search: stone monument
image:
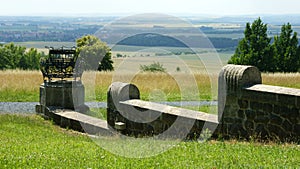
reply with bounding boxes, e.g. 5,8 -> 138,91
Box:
36,46 -> 88,116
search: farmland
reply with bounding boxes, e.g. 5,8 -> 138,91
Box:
0,68 -> 299,102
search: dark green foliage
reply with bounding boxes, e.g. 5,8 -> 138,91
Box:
140,62 -> 166,72
98,51 -> 114,71
0,43 -> 42,70
117,33 -> 239,48
76,35 -> 113,71
273,23 -> 300,72
117,33 -> 188,47
228,18 -> 274,72
19,48 -> 42,70
229,18 -> 300,72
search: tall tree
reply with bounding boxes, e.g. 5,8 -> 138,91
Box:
19,48 -> 41,70
0,43 -> 26,70
273,23 -> 300,72
228,18 -> 274,72
76,35 -> 113,71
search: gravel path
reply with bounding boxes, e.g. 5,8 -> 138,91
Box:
0,101 -> 217,113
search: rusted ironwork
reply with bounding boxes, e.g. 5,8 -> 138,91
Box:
40,46 -> 82,81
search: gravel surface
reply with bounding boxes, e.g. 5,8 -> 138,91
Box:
0,101 -> 217,113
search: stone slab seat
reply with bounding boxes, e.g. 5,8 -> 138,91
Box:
120,99 -> 219,124
53,109 -> 112,136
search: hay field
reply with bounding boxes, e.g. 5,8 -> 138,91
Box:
0,69 -> 299,102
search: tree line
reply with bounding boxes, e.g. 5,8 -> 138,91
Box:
0,43 -> 43,70
0,35 -> 114,71
229,18 -> 300,72
117,33 -> 239,48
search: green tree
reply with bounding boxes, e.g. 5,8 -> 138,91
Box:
273,23 -> 300,72
76,35 -> 113,71
228,18 -> 274,72
0,43 -> 26,70
19,48 -> 42,70
140,62 -> 166,72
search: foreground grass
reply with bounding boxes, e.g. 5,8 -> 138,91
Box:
0,114 -> 299,168
0,70 -> 299,102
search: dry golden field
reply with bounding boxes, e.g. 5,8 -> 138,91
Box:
0,70 -> 299,101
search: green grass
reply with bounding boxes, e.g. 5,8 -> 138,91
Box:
85,108 -> 107,120
0,90 -> 39,102
0,114 -> 299,168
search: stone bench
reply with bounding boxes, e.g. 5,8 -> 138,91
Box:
107,82 -> 219,139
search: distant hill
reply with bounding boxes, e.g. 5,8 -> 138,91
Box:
117,33 -> 239,48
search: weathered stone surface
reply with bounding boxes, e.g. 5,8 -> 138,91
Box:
39,81 -> 85,110
250,101 -> 263,111
218,64 -> 261,94
245,110 -> 256,120
263,103 -> 273,113
238,110 -> 245,119
244,120 -> 254,130
255,114 -> 270,123
242,88 -> 277,104
246,84 -> 300,96
296,97 -> 300,108
238,99 -> 248,109
278,94 -> 297,107
47,109 -> 113,135
269,114 -> 283,126
268,124 -> 288,140
107,82 -> 140,128
255,124 -> 268,137
107,82 -> 219,139
121,99 -> 218,124
282,120 -> 293,132
218,65 -> 300,142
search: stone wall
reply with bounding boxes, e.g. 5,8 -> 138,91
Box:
219,65 -> 300,142
106,65 -> 299,142
107,82 -> 219,139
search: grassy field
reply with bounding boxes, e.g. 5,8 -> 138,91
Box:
0,70 -> 299,102
0,114 -> 299,168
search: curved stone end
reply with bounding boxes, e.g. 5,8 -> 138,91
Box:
107,82 -> 140,109
218,65 -> 261,122
219,64 -> 261,93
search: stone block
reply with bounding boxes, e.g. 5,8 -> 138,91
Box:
238,99 -> 249,109
255,124 -> 268,137
40,81 -> 85,110
263,103 -> 273,113
270,114 -> 283,126
250,101 -> 263,111
238,110 -> 245,119
276,107 -> 299,123
268,124 -> 289,141
278,94 -> 296,107
243,88 -> 277,104
282,120 -> 293,132
255,114 -> 270,124
293,124 -> 300,135
245,110 -> 256,120
273,105 -> 289,118
244,120 -> 254,130
297,96 -> 300,108
229,123 -> 244,136
223,117 -> 242,124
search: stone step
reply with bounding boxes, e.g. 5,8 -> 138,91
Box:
52,109 -> 113,136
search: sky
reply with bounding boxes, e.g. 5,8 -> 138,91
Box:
1,0 -> 300,16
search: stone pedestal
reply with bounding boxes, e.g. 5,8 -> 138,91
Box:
37,80 -> 87,113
